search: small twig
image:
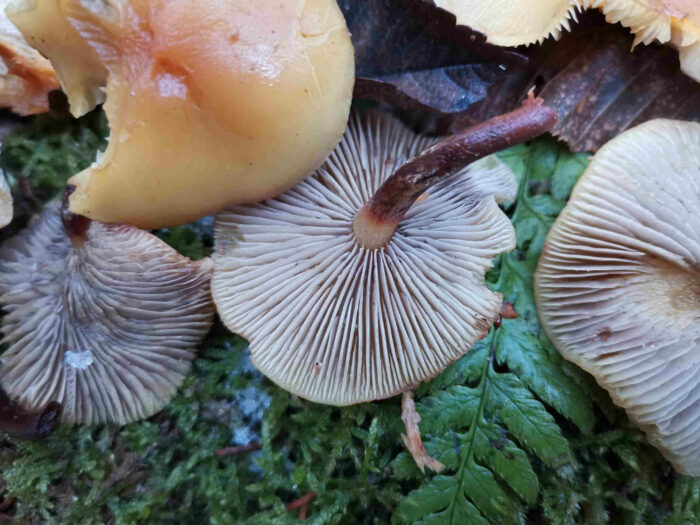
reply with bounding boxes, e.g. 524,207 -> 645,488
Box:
0,497 -> 14,512
215,442 -> 261,457
401,391 -> 446,474
286,491 -> 317,521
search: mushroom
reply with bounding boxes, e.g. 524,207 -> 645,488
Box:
435,0 -> 579,46
8,0 -> 355,229
585,0 -> 700,82
0,198 -> 215,425
534,119 -> 700,475
213,95 -> 557,406
0,0 -> 58,115
433,1 -> 700,82
0,389 -> 61,441
430,0 -> 581,46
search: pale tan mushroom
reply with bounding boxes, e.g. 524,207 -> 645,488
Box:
584,0 -> 700,82
0,0 -> 58,115
213,98 -> 557,406
0,201 -> 215,425
432,0 -> 580,46
434,0 -> 700,82
8,0 -> 355,229
535,119 -> 700,475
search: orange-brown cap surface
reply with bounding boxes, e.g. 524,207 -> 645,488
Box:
9,0 -> 355,229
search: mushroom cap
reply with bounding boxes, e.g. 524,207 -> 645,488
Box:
9,0 -> 355,229
534,119 -> 700,475
213,111 -> 517,406
432,0 -> 580,46
6,0 -> 105,117
0,0 -> 58,115
433,0 -> 700,82
582,0 -> 700,82
0,203 -> 215,425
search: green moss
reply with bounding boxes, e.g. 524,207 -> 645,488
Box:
0,110 -> 108,202
0,116 -> 699,524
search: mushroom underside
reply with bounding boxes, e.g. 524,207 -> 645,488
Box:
0,204 -> 215,425
214,111 -> 518,406
535,119 -> 700,474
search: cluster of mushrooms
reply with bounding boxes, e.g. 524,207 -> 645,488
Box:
0,0 -> 696,478
436,0 -> 700,81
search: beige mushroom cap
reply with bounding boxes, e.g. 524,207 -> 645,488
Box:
213,111 -> 517,406
0,203 -> 215,425
432,0 -> 580,46
583,0 -> 700,82
0,0 -> 58,115
8,0 -> 355,229
535,119 -> 700,475
434,0 -> 700,82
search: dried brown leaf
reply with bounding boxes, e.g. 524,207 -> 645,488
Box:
451,12 -> 700,152
340,0 -> 526,115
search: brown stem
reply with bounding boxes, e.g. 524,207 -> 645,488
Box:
62,185 -> 91,248
353,94 -> 558,249
215,442 -> 261,457
0,392 -> 62,441
286,491 -> 317,513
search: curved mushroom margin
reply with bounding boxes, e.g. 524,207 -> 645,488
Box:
0,203 -> 215,425
213,111 -> 517,406
534,119 -> 700,475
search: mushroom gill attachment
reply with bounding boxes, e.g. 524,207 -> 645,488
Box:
0,0 -> 58,115
0,203 -> 215,425
214,99 -> 557,405
8,0 -> 355,229
535,119 -> 700,475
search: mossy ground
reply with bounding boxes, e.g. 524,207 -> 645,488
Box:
0,109 -> 698,524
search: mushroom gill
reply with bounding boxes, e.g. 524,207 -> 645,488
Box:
213,98 -> 557,406
8,0 -> 355,229
0,202 -> 215,425
535,119 -> 700,475
0,0 -> 58,115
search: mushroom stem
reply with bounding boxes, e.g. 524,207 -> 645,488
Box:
353,94 -> 557,250
0,391 -> 62,441
62,185 -> 91,248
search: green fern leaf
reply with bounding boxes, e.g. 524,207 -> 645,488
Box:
395,138 -> 595,525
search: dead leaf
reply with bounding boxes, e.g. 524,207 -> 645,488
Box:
340,0 -> 526,115
451,12 -> 700,152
